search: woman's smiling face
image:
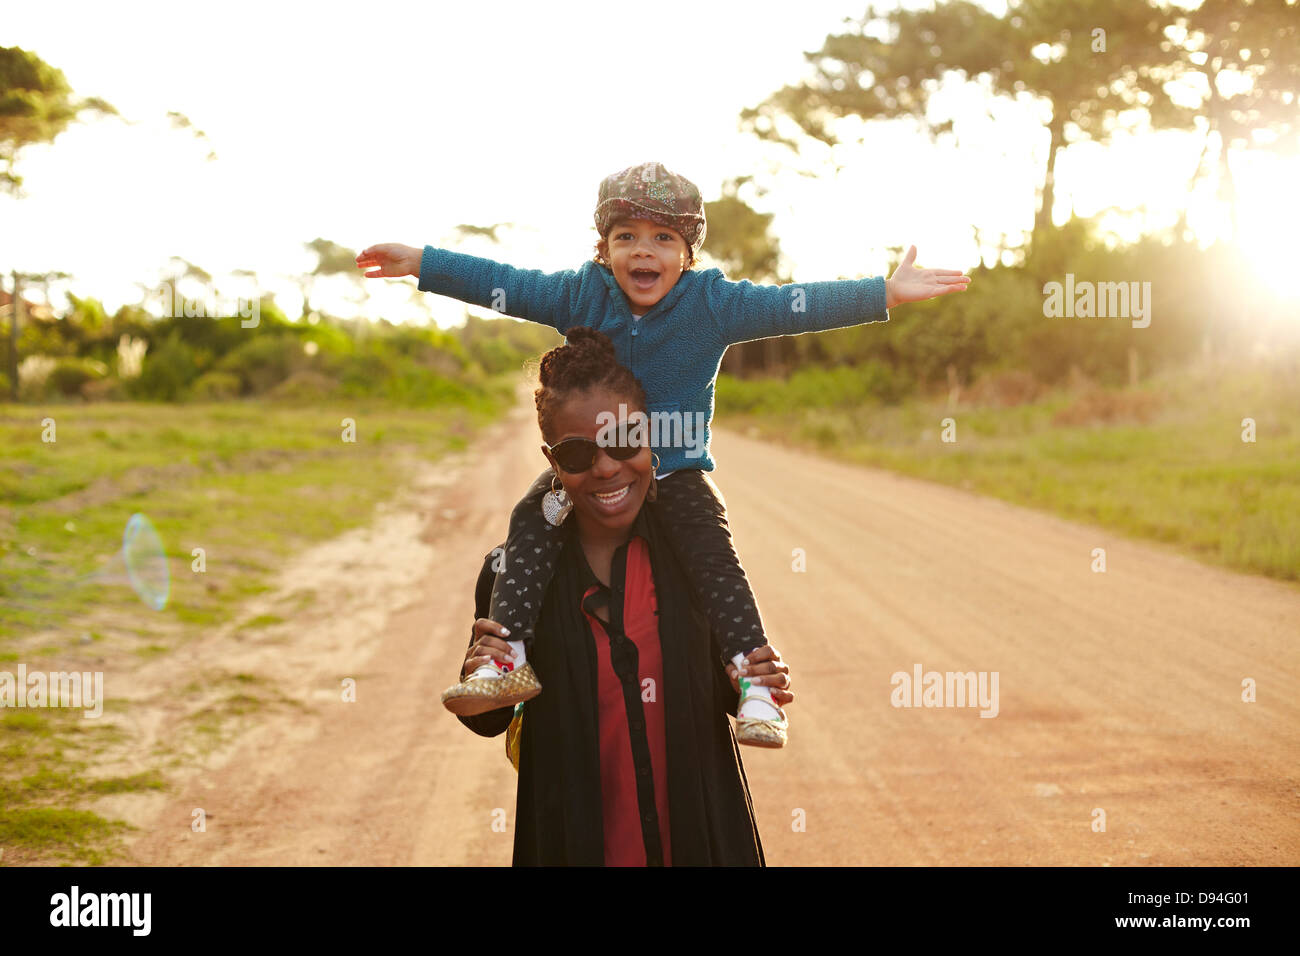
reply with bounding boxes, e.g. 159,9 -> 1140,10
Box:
601,218 -> 689,315
542,386 -> 654,536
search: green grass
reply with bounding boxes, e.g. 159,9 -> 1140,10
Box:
0,389 -> 511,864
0,394 -> 508,642
241,613 -> 284,629
2,711 -> 51,734
0,808 -> 129,866
84,770 -> 167,794
0,709 -> 148,864
716,362 -> 1300,582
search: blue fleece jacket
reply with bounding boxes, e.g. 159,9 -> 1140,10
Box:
419,246 -> 890,474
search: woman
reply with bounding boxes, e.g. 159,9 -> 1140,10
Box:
456,326 -> 794,866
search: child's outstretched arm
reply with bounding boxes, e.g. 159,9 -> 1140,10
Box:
356,242 -> 588,333
705,244 -> 970,347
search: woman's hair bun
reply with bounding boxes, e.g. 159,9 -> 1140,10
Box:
538,325 -> 616,387
564,324 -> 615,357
534,326 -> 647,440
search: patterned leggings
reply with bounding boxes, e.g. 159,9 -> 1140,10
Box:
489,468 -> 768,664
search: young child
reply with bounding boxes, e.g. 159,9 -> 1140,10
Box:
357,161 -> 970,748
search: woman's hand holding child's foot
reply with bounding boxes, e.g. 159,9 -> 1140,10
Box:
459,618 -> 529,680
726,644 -> 793,709
728,645 -> 793,748
442,619 -> 540,717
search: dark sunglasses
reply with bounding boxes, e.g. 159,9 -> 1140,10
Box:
547,434 -> 645,473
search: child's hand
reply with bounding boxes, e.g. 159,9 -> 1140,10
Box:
885,245 -> 971,309
727,644 -> 794,708
356,243 -> 422,279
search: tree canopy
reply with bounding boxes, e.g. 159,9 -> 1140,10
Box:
0,45 -> 117,195
741,0 -> 1297,241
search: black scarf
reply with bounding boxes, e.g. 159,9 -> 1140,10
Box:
466,499 -> 766,867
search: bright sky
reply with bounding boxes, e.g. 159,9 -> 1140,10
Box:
3,0 -> 1297,326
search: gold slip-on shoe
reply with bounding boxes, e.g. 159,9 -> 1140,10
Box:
734,695 -> 788,749
441,663 -> 542,717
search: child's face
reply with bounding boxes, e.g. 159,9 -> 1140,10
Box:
602,219 -> 689,315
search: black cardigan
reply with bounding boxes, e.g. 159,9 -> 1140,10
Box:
457,500 -> 765,866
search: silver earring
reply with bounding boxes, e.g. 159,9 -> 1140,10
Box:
647,452 -> 660,502
542,473 -> 572,526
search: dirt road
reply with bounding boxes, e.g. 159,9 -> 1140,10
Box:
123,389 -> 1300,866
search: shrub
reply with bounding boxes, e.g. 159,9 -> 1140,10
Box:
331,351 -> 397,395
1051,386 -> 1165,426
716,362 -> 911,417
128,332 -> 201,401
466,337 -> 526,375
855,360 -> 912,405
966,370 -> 1042,408
214,335 -> 306,394
17,354 -> 58,392
780,362 -> 911,408
189,371 -> 244,401
47,358 -> 107,397
267,370 -> 340,402
80,377 -> 127,401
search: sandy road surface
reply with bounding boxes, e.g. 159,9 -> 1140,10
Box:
125,389 -> 1300,865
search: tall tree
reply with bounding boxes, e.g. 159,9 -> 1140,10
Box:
700,177 -> 792,374
0,46 -> 117,195
1172,0 -> 1300,240
298,237 -> 365,320
165,110 -> 217,162
702,177 -> 789,284
1,46 -> 116,397
13,269 -> 71,318
167,256 -> 214,291
741,0 -> 1193,240
454,222 -> 513,243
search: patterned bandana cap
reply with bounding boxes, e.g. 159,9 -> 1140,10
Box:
594,161 -> 707,257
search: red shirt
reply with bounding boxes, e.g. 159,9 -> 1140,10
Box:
579,533 -> 672,867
